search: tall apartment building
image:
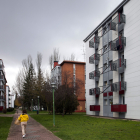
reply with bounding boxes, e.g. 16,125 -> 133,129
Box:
51,61 -> 86,112
6,85 -> 10,108
0,59 -> 7,111
9,94 -> 14,108
84,0 -> 140,119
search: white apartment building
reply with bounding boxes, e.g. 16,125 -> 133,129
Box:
84,0 -> 140,119
9,94 -> 14,108
6,85 -> 10,108
51,61 -> 61,86
0,59 -> 7,111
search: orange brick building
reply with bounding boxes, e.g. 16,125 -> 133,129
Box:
51,60 -> 86,112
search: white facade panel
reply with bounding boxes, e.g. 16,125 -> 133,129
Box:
124,0 -> 140,119
85,37 -> 96,115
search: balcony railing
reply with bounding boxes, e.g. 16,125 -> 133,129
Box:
110,58 -> 126,71
90,105 -> 100,111
89,40 -> 94,48
111,104 -> 127,112
89,87 -> 100,95
110,36 -> 126,51
111,13 -> 125,24
110,21 -> 116,30
89,72 -> 94,79
89,70 -> 100,79
89,55 -> 94,64
111,81 -> 126,92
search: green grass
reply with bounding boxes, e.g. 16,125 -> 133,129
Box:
30,113 -> 140,140
6,110 -> 16,114
27,110 -> 48,115
0,117 -> 13,140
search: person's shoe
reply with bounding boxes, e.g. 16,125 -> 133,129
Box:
22,135 -> 25,138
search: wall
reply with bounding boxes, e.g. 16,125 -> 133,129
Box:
124,0 -> 140,119
85,37 -> 95,115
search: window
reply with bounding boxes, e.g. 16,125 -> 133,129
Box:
104,45 -> 108,52
104,63 -> 107,71
104,99 -> 108,105
109,99 -> 113,105
104,81 -> 107,86
73,64 -> 75,74
120,73 -> 124,82
109,80 -> 113,85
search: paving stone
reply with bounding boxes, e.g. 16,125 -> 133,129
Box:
7,110 -> 61,140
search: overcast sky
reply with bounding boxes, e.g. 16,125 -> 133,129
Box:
0,0 -> 123,90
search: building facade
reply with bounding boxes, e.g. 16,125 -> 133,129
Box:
84,0 -> 140,119
51,61 -> 86,112
9,94 -> 14,108
6,85 -> 10,108
0,59 -> 7,111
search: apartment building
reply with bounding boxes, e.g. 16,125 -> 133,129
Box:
84,0 -> 140,119
51,61 -> 86,112
9,94 -> 14,108
0,59 -> 7,111
6,85 -> 10,108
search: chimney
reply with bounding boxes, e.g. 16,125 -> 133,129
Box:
54,61 -> 58,68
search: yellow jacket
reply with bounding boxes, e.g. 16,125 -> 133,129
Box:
18,114 -> 29,122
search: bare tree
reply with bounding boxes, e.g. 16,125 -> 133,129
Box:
53,48 -> 60,61
70,53 -> 75,61
49,48 -> 60,70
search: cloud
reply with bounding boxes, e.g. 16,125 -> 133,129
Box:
0,0 -> 123,89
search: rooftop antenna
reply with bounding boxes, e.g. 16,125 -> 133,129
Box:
82,44 -> 86,62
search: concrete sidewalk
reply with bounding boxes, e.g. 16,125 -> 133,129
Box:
7,110 -> 61,140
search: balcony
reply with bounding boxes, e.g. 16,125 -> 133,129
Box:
110,21 -> 116,30
89,40 -> 94,48
90,105 -> 100,111
110,36 -> 126,51
110,58 -> 126,71
89,87 -> 100,96
111,13 -> 125,25
111,104 -> 127,112
89,72 -> 94,79
89,55 -> 94,64
111,81 -> 126,92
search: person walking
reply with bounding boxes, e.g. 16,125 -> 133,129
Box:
18,109 -> 29,138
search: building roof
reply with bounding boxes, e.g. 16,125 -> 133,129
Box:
60,60 -> 85,66
83,0 -> 130,42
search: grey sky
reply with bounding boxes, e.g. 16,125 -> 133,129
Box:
0,0 -> 123,90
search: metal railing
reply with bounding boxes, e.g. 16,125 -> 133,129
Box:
110,36 -> 126,51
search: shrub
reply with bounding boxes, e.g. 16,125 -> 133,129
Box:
7,108 -> 14,112
2,109 -> 7,114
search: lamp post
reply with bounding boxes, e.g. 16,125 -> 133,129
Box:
51,77 -> 56,126
37,96 -> 39,114
32,99 -> 33,111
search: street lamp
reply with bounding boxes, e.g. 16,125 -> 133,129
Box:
37,96 -> 39,114
32,99 -> 33,111
51,77 -> 56,126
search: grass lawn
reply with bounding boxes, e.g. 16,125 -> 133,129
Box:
30,113 -> 140,140
0,117 -> 13,140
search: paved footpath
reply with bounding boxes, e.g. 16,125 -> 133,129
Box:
7,110 -> 61,140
